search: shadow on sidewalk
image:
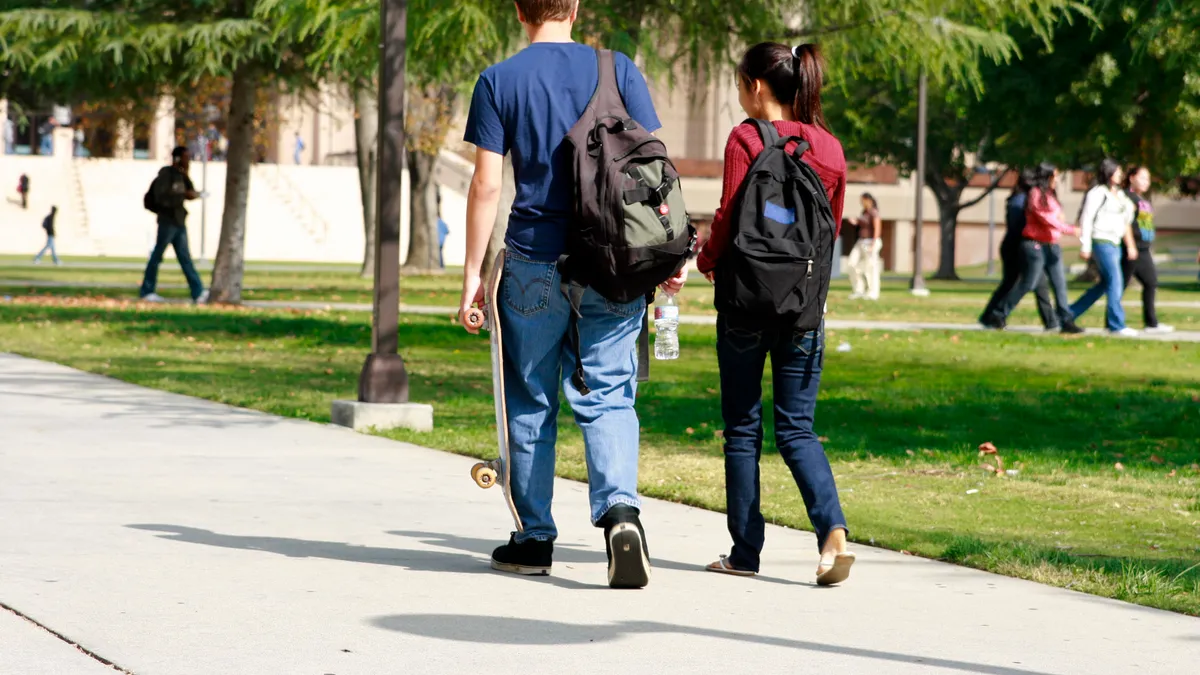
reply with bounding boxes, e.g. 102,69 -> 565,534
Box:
389,530 -> 810,587
369,613 -> 1055,675
125,524 -> 602,590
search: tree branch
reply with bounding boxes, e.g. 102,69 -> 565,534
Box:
957,167 -> 1009,210
785,11 -> 902,38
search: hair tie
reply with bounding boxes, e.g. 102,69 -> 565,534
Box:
792,45 -> 803,59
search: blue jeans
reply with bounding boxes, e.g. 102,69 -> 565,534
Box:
140,219 -> 204,300
499,251 -> 645,543
1070,242 -> 1127,331
34,236 -> 59,264
716,314 -> 847,572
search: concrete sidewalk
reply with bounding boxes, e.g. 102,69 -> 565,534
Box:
1,354 -> 1197,674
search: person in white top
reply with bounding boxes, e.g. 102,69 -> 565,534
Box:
1069,158 -> 1139,336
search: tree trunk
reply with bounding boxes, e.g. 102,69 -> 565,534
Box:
354,86 -> 379,278
209,66 -> 257,303
403,149 -> 438,273
481,156 -> 515,282
933,196 -> 962,280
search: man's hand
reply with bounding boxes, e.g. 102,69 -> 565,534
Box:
1080,250 -> 1091,261
660,266 -> 688,295
185,190 -> 200,200
703,270 -> 715,284
459,275 -> 485,335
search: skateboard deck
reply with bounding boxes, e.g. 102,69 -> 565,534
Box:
466,249 -> 523,532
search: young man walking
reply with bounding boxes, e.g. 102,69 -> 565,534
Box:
458,0 -> 686,588
140,146 -> 208,304
33,206 -> 60,265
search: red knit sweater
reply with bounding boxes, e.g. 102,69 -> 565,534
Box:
696,120 -> 847,274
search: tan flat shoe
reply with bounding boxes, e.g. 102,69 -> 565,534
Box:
816,551 -> 856,586
705,555 -> 756,577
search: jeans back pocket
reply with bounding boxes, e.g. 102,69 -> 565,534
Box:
503,254 -> 555,316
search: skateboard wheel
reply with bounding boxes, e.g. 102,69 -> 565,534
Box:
464,308 -> 485,330
471,462 -> 498,489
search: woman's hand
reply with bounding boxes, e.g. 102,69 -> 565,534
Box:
1127,247 -> 1139,261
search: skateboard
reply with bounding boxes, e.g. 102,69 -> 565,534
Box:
464,249 -> 523,532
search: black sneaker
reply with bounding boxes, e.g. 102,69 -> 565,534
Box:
598,504 -> 650,589
1061,321 -> 1085,335
490,534 -> 552,576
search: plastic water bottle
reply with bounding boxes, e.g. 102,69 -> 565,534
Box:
654,293 -> 679,360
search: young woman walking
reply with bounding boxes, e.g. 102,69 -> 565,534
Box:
847,193 -> 883,300
1069,158 -> 1139,336
984,163 -> 1083,333
696,42 -> 853,586
979,170 -> 1057,330
1121,166 -> 1173,333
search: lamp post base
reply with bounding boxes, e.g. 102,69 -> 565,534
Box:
357,353 -> 410,404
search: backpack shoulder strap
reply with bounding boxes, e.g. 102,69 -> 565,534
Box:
748,118 -> 779,147
590,48 -> 628,116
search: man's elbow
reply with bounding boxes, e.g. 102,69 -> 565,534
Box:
469,174 -> 502,202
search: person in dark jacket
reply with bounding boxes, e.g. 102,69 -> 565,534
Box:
980,169 -> 1056,329
140,146 -> 207,304
33,206 -> 60,265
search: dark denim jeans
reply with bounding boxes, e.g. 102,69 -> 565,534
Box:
140,218 -> 204,300
716,314 -> 847,572
990,239 -> 1073,326
981,236 -> 1057,328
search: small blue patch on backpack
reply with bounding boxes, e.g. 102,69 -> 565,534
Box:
764,201 -> 796,225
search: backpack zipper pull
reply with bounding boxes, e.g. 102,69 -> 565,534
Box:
807,260 -> 814,278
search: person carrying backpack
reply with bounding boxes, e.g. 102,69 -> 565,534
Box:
140,146 -> 208,304
457,0 -> 690,589
696,42 -> 853,586
1121,166 -> 1173,333
33,206 -> 61,265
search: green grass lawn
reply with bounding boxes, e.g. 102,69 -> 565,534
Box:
3,259 -> 1199,330
1,297 -> 1197,614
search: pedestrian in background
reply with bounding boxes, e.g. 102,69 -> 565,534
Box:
984,163 -> 1084,333
1069,158 -> 1139,336
980,169 -> 1058,330
1121,166 -> 1173,333
293,131 -> 305,165
140,146 -> 208,304
16,173 -> 29,209
33,206 -> 61,265
847,193 -> 882,300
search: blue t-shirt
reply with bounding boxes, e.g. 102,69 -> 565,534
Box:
464,42 -> 661,261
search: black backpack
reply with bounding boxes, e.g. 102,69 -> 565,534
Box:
143,174 -> 161,214
559,48 -> 696,393
714,119 -> 835,330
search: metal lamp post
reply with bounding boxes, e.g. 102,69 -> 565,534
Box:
910,70 -> 930,296
357,0 -> 410,403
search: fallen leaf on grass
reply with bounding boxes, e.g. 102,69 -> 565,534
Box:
324,368 -> 334,375
1150,455 -> 1165,465
685,427 -> 695,435
900,550 -> 915,556
981,464 -> 996,473
1168,470 -> 1177,478
978,442 -> 998,455
966,489 -> 980,495
1114,462 -> 1125,471
818,436 -> 830,442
